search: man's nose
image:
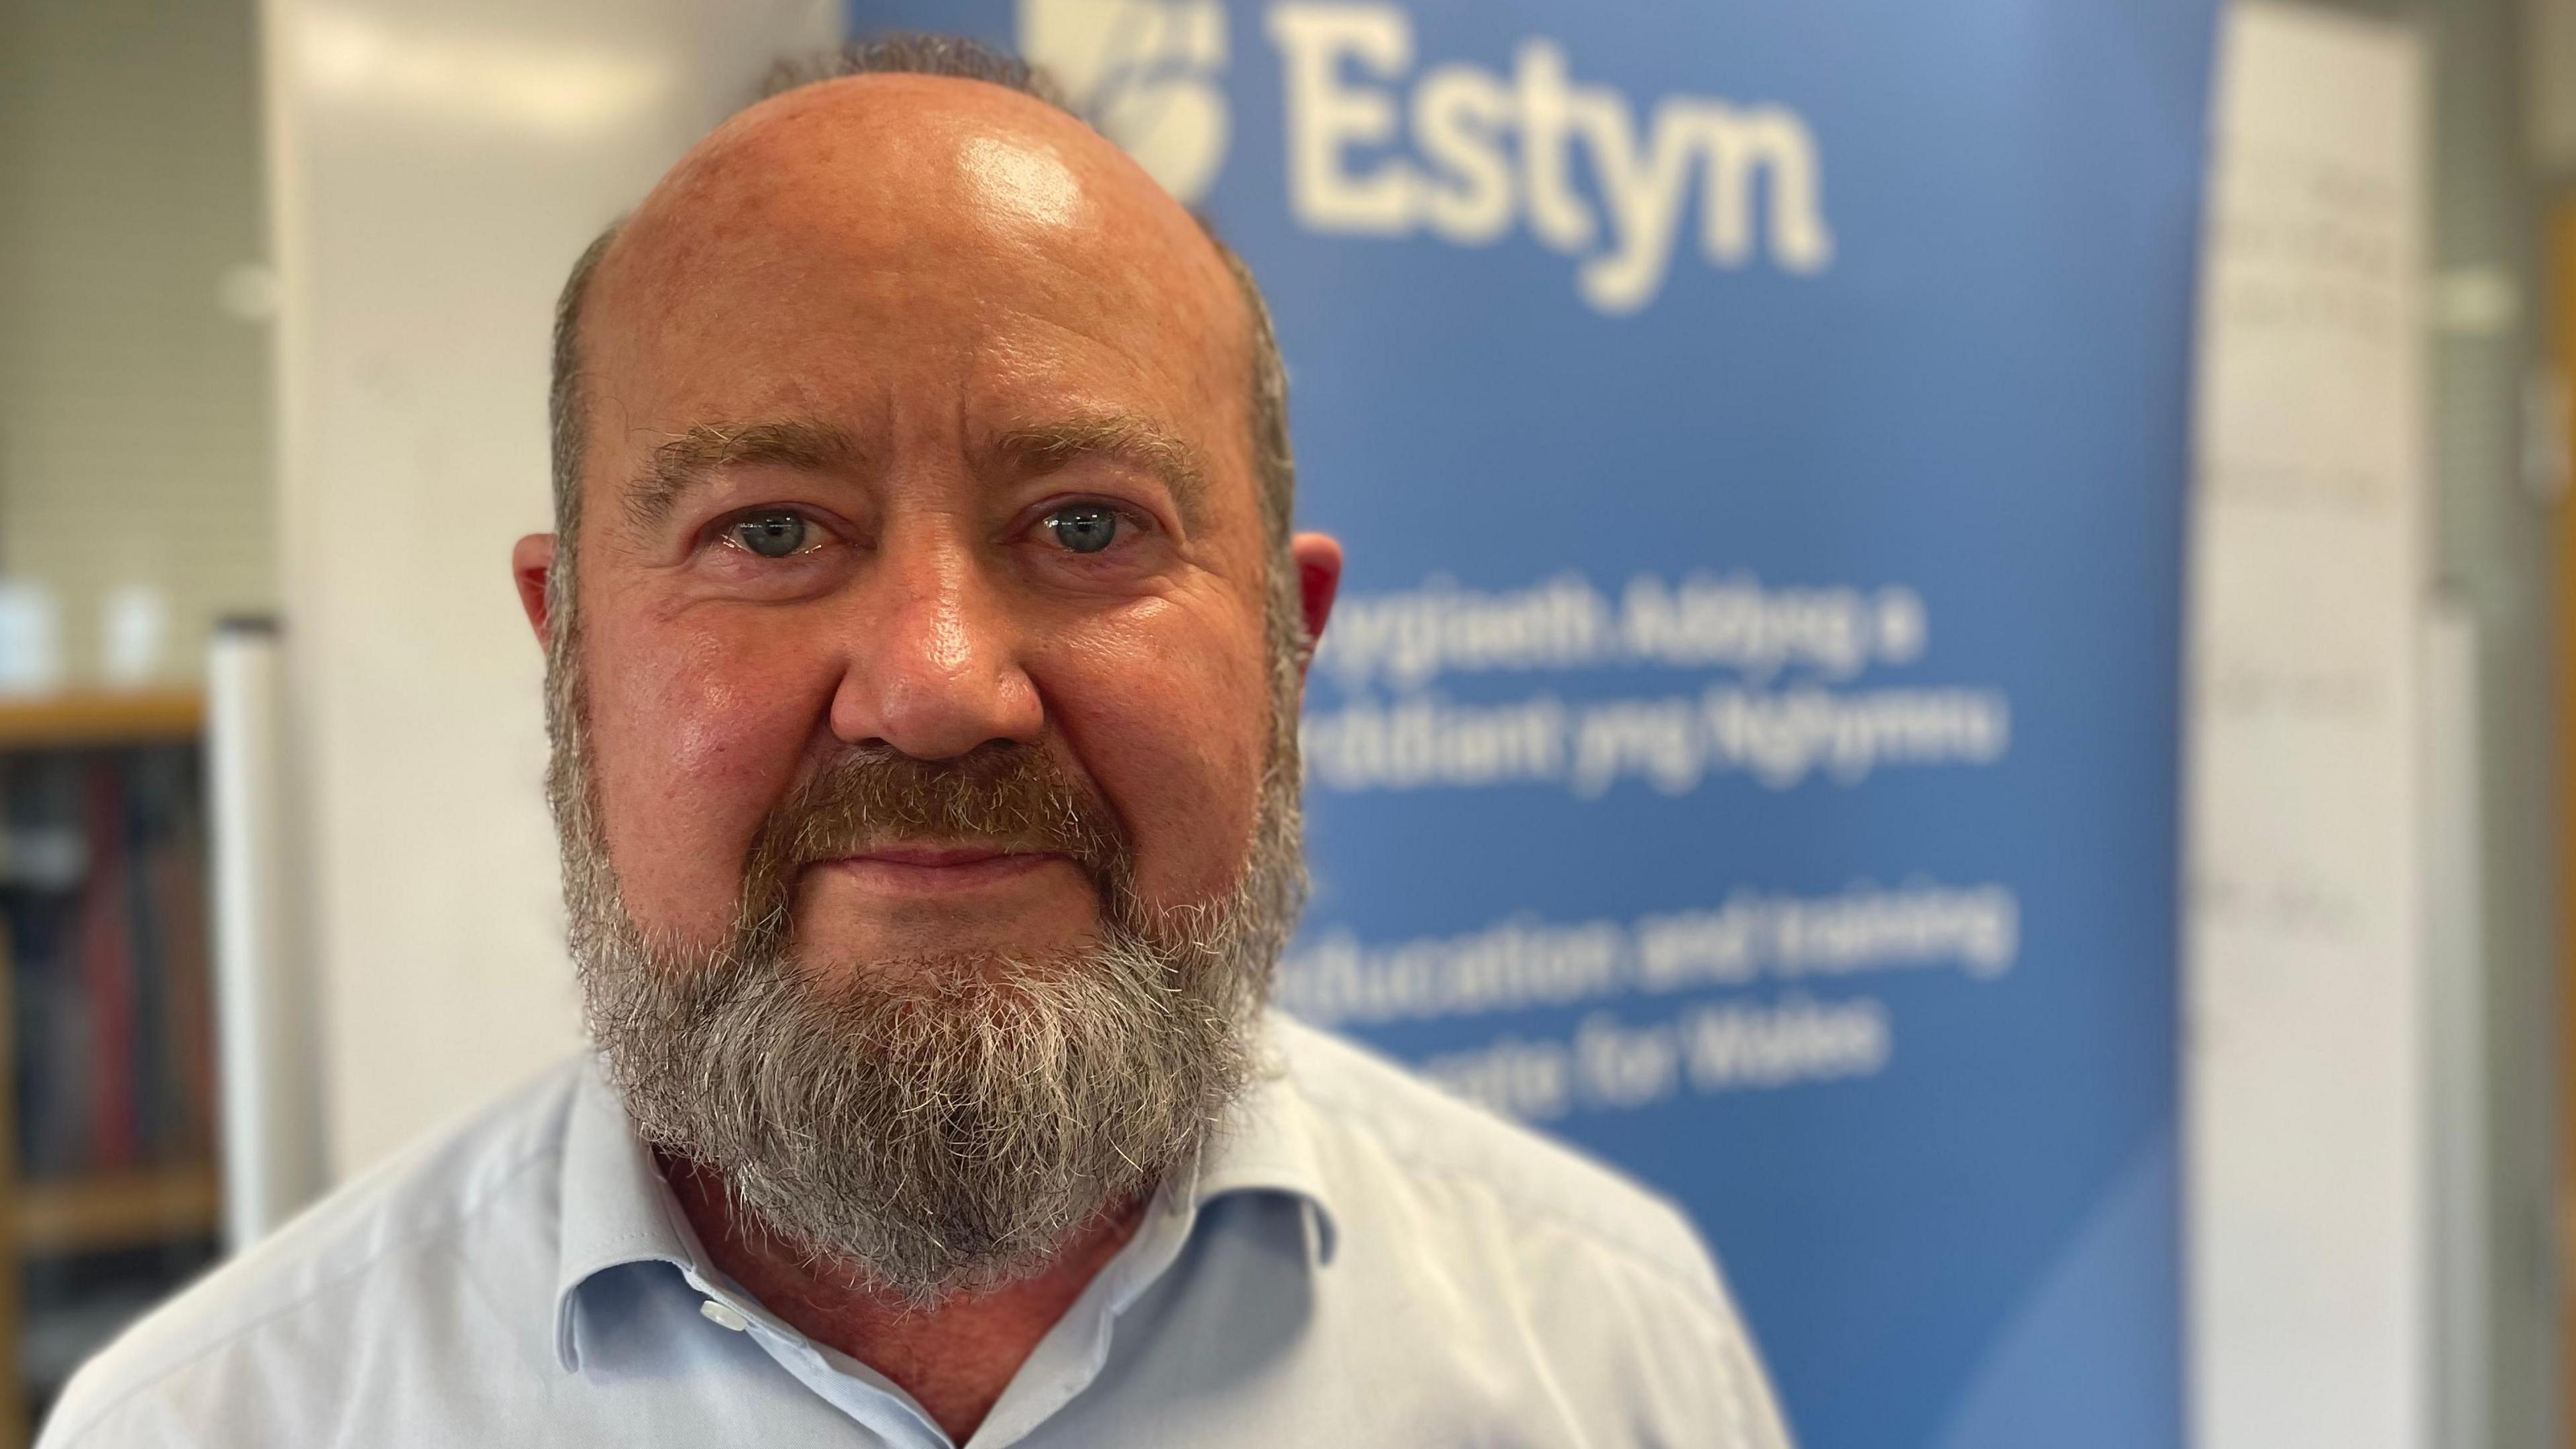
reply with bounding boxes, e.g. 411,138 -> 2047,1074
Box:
826,529 -> 1043,759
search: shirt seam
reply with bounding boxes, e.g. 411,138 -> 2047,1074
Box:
46,1137 -> 564,1449
1283,1067 -> 1731,1318
1286,1067 -> 1760,1441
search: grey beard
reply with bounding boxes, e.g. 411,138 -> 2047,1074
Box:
572,877 -> 1271,1304
544,574 -> 1311,1305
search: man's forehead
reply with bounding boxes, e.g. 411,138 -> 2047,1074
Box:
591,74 -> 1242,360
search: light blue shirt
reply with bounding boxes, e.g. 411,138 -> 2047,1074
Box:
42,1015 -> 1791,1447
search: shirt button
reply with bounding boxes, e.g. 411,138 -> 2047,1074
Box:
700,1299 -> 751,1332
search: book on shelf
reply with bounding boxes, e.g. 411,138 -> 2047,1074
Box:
4,743 -> 216,1192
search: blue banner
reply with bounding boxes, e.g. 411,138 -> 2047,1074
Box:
844,5 -> 2220,1444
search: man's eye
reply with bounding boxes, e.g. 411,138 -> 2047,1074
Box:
729,512 -> 810,558
1044,505 -> 1120,555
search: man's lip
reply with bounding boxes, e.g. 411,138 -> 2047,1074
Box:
839,845 -> 1016,867
806,848 -> 1074,894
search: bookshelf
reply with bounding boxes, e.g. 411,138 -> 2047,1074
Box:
0,692 -> 219,1446
0,695 -> 203,753
17,1169 -> 220,1257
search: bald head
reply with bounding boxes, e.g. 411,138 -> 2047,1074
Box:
602,72 -> 1243,343
640,74 -> 1222,273
547,43 -> 1294,606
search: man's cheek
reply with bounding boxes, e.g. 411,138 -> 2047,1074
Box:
601,619 -> 824,783
1067,657 -> 1269,902
587,629 -> 826,930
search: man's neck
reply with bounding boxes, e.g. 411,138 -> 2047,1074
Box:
661,1155 -> 1142,1445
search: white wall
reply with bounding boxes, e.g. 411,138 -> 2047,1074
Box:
262,0 -> 839,1175
0,0 -> 276,688
2530,0 -> 2576,176
2186,6 -> 2433,1447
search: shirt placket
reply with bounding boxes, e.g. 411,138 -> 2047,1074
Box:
678,1266 -> 954,1449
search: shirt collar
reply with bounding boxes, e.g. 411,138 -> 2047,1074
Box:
551,1015 -> 1340,1375
1187,1036 -> 1341,1263
552,1057 -> 700,1372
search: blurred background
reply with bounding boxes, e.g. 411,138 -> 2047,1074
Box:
0,0 -> 2567,1444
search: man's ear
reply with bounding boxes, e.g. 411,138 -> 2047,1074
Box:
1290,532 -> 1343,682
512,534 -> 557,650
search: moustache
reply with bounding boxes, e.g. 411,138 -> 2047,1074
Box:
742,743 -> 1134,904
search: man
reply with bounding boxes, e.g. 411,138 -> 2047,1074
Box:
46,38 -> 1788,1448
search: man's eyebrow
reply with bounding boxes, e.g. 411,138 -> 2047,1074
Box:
994,415 -> 1208,528
625,421 -> 857,531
